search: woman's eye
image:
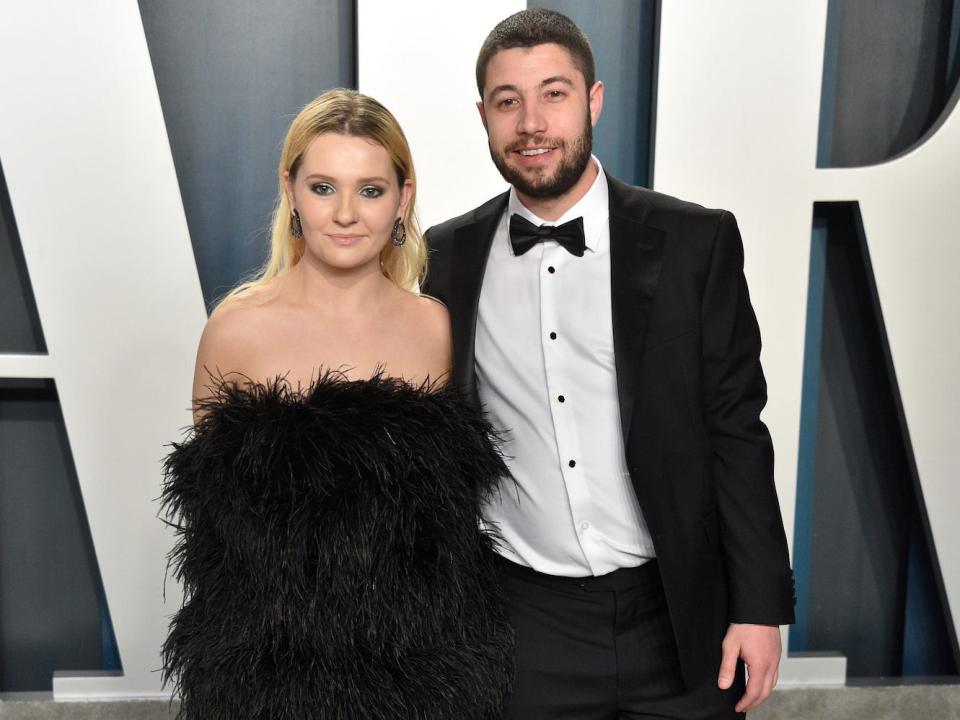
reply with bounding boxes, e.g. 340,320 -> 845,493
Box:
311,183 -> 334,195
359,185 -> 384,198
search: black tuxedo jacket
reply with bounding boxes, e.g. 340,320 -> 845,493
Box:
422,173 -> 795,687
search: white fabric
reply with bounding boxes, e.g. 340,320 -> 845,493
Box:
476,160 -> 656,577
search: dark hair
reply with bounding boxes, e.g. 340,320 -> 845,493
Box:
475,8 -> 595,99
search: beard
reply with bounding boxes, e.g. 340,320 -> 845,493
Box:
489,114 -> 593,199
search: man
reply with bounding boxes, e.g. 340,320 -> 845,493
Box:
423,9 -> 795,719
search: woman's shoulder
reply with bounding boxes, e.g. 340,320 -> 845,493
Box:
193,290 -> 290,406
207,286 -> 280,335
392,291 -> 452,382
409,292 -> 450,336
207,292 -> 263,328
199,301 -> 267,366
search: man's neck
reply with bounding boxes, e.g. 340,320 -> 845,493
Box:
514,160 -> 599,222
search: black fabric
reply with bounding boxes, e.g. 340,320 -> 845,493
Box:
422,173 -> 795,693
508,214 -> 586,257
161,373 -> 513,719
496,557 -> 744,720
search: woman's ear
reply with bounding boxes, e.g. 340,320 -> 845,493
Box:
398,178 -> 414,219
283,170 -> 296,209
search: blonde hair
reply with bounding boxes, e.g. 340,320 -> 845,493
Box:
217,89 -> 426,308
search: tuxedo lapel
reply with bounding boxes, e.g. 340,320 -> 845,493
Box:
608,176 -> 665,443
447,193 -> 508,398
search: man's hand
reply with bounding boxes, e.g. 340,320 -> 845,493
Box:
717,623 -> 781,712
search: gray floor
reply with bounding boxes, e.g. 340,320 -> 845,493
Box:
754,685 -> 960,720
1,686 -> 959,719
0,700 -> 175,720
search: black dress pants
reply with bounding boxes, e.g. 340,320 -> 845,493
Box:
497,556 -> 745,720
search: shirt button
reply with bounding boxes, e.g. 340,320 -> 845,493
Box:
547,266 -> 556,274
580,521 -> 589,530
568,459 -> 576,468
549,331 -> 557,340
558,395 -> 565,403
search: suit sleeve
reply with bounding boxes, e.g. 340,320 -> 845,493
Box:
701,210 -> 795,625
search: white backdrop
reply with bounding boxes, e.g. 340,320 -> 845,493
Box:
0,0 -> 956,698
0,0 -> 203,699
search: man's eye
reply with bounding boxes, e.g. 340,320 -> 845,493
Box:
359,186 -> 384,198
499,98 -> 518,108
546,90 -> 565,99
311,183 -> 334,195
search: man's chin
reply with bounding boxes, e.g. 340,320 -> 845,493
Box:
506,158 -> 549,177
513,173 -> 574,199
502,164 -> 559,195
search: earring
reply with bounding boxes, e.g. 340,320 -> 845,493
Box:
390,218 -> 407,247
291,209 -> 303,239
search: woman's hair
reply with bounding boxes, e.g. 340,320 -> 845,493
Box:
217,89 -> 426,309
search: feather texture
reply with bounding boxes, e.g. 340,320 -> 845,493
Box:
161,372 -> 513,719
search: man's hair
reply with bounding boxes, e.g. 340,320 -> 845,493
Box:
475,8 -> 595,99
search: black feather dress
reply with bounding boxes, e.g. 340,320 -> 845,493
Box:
161,373 -> 513,719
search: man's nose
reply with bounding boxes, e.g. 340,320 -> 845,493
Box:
517,101 -> 546,136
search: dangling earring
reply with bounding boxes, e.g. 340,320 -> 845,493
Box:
291,209 -> 303,239
390,218 -> 407,247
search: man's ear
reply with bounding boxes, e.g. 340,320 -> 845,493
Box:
477,101 -> 488,131
588,81 -> 604,127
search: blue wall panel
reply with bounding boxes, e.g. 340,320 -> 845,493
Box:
139,0 -> 356,310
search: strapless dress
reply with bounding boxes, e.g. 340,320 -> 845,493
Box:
161,373 -> 513,719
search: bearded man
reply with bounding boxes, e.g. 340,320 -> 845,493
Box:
423,9 -> 795,719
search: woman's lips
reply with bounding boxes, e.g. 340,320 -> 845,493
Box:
328,234 -> 364,246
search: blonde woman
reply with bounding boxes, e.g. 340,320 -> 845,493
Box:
161,89 -> 512,719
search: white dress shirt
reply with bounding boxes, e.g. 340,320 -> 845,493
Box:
476,160 -> 656,577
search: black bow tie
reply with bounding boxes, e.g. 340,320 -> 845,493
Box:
509,214 -> 586,257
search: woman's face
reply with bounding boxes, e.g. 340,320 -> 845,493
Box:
285,132 -> 411,274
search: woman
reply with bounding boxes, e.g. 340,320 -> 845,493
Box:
161,89 -> 512,719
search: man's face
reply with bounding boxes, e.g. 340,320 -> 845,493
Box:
479,43 -> 603,199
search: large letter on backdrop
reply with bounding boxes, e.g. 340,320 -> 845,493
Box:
0,1 -> 204,698
654,1 -> 959,683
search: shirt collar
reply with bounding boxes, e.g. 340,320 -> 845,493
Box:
507,156 -> 608,253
